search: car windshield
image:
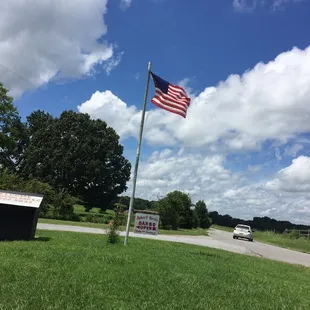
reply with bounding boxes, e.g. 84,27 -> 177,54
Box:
236,225 -> 249,230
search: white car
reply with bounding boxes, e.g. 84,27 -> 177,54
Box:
233,224 -> 253,242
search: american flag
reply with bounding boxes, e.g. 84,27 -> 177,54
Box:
150,72 -> 190,118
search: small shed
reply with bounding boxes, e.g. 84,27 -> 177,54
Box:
0,190 -> 43,241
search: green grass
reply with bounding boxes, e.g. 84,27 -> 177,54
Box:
73,205 -> 107,214
39,218 -> 111,229
254,231 -> 310,254
212,225 -> 310,254
38,218 -> 208,236
211,224 -> 234,232
0,231 -> 309,310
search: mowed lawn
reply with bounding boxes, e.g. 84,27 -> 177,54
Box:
1,231 -> 309,310
38,218 -> 209,236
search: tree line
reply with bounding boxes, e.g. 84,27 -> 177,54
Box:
118,195 -> 310,232
155,191 -> 211,230
0,82 -> 130,217
1,81 -> 308,231
209,211 -> 310,233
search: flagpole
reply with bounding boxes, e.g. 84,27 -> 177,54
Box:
124,61 -> 152,245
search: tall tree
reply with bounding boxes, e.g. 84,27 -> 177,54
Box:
0,82 -> 28,171
195,200 -> 212,229
156,191 -> 193,230
156,196 -> 179,230
20,110 -> 131,210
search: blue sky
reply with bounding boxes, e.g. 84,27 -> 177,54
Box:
1,0 -> 310,223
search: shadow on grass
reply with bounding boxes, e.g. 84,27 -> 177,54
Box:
0,237 -> 51,242
34,237 -> 51,242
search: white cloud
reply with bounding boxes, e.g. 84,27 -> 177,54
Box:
0,0 -> 120,96
120,0 -> 132,11
125,150 -> 310,223
130,150 -> 240,200
78,45 -> 310,224
80,46 -> 310,152
266,156 -> 310,192
78,90 -> 140,140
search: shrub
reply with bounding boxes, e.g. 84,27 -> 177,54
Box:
288,230 -> 300,239
23,179 -> 55,215
0,169 -> 55,215
85,213 -> 106,223
106,203 -> 126,244
52,189 -> 80,219
0,169 -> 24,191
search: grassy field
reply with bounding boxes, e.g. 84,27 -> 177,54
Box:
211,224 -> 234,232
38,218 -> 208,236
254,231 -> 310,254
211,225 -> 310,254
0,231 -> 309,310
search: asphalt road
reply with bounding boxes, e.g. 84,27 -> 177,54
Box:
37,223 -> 310,267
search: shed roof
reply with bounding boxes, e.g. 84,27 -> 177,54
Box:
0,190 -> 43,209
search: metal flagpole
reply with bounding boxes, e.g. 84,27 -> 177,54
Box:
124,61 -> 152,245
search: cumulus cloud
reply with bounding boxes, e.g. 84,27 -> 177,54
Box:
78,90 -> 140,140
0,0 -> 119,96
125,150 -> 310,223
79,46 -> 310,152
78,45 -> 310,223
129,149 -> 241,201
266,156 -> 310,192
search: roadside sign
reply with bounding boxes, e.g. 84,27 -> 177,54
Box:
134,213 -> 159,235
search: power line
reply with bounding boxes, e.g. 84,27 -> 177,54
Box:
0,63 -> 38,89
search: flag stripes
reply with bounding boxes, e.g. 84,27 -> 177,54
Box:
150,72 -> 190,118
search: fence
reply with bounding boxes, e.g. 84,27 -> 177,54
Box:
284,229 -> 310,239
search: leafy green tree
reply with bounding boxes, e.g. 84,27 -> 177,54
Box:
51,189 -> 80,218
195,200 -> 212,229
156,191 -> 193,230
0,168 -> 24,191
22,179 -> 56,215
0,169 -> 55,214
156,197 -> 179,230
20,110 -> 131,210
0,82 -> 28,172
172,191 -> 193,229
